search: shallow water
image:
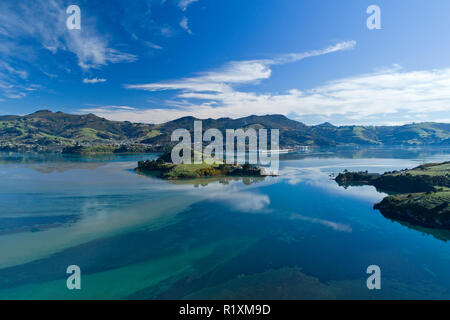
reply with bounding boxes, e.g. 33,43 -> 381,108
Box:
0,147 -> 449,299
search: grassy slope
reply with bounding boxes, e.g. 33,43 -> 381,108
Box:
390,188 -> 450,209
0,110 -> 160,149
1,111 -> 450,151
375,188 -> 450,228
391,162 -> 450,177
376,162 -> 450,228
163,162 -> 221,179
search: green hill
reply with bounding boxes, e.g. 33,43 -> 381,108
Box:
0,110 -> 159,152
0,110 -> 449,152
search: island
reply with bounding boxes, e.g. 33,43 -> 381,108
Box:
135,151 -> 272,179
335,161 -> 450,229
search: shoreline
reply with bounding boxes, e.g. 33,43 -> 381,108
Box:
335,161 -> 450,230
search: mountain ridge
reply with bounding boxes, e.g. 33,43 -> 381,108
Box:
0,110 -> 449,152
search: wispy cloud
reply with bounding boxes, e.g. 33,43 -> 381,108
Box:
0,62 -> 28,80
80,105 -> 136,112
290,213 -> 352,233
126,41 -> 355,92
0,61 -> 38,99
180,17 -> 192,34
160,26 -> 174,38
86,40 -> 446,125
0,0 -> 137,70
178,0 -> 199,11
109,42 -> 355,122
144,41 -> 163,50
83,78 -> 107,84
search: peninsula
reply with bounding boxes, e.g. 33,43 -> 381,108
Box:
335,161 -> 450,229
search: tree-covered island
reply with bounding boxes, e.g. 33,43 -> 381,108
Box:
136,151 -> 273,179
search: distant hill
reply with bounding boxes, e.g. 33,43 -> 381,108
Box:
0,110 -> 159,151
0,110 -> 449,152
310,122 -> 450,146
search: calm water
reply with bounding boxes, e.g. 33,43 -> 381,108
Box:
0,147 -> 450,299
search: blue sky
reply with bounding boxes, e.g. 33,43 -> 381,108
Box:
0,0 -> 450,125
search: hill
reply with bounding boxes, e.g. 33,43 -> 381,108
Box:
0,110 -> 159,152
0,110 -> 449,152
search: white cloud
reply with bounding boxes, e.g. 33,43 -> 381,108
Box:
144,41 -> 163,50
180,16 -> 192,34
95,66 -> 450,125
178,0 -> 199,11
111,42 -> 356,122
83,78 -> 107,84
0,62 -> 28,79
72,40 -> 450,125
213,191 -> 271,212
290,213 -> 352,233
0,61 -> 39,99
82,105 -> 136,111
160,26 -> 174,38
0,0 -> 137,70
99,40 -> 447,125
126,41 -> 355,93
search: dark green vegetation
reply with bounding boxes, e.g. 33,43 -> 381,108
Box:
336,162 -> 450,229
61,144 -> 162,155
335,170 -> 380,187
1,110 -> 449,153
136,152 -> 266,179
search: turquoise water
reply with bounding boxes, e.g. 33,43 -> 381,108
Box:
0,147 -> 450,299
